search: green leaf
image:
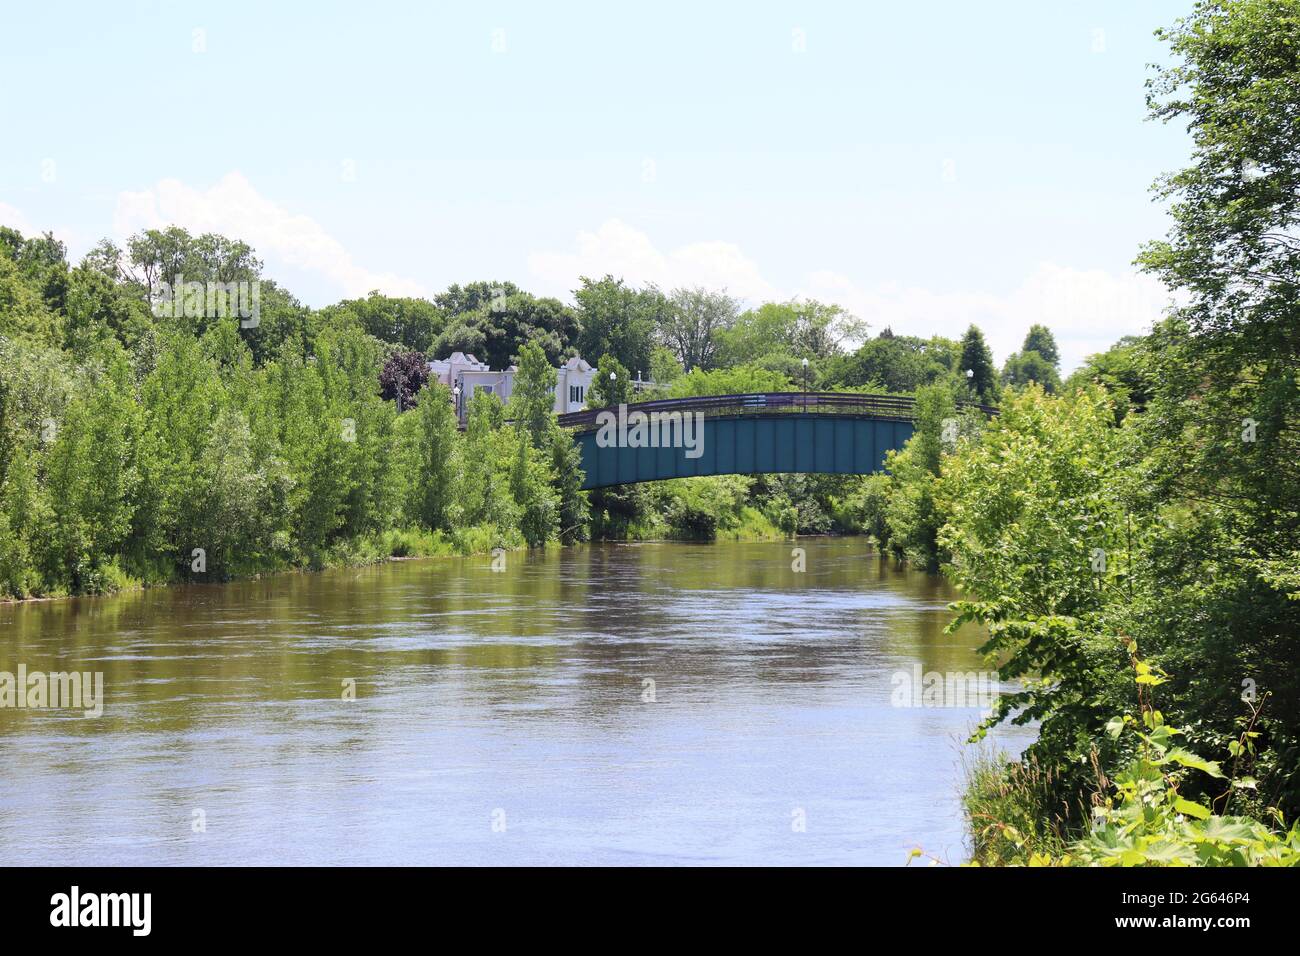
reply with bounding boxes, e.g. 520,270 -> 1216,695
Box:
1163,749 -> 1225,778
1173,798 -> 1211,820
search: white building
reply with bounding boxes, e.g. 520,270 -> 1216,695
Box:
428,351 -> 596,423
554,355 -> 596,415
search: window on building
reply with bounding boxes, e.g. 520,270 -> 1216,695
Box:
476,384 -> 494,396
569,385 -> 585,404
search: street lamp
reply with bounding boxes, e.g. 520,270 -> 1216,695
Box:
802,357 -> 809,409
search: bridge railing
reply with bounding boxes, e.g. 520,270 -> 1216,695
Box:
556,391 -> 996,430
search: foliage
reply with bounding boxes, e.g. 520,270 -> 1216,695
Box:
648,346 -> 684,387
586,354 -> 631,407
549,427 -> 590,545
936,385 -> 1132,815
665,363 -> 791,398
0,227 -> 606,597
1022,324 -> 1060,368
880,382 -> 960,571
717,298 -> 866,370
432,281 -> 578,368
957,324 -> 998,403
835,473 -> 893,545
1001,349 -> 1060,393
1064,336 -> 1151,420
407,383 -> 459,531
962,748 -> 1071,866
658,287 -> 740,372
316,292 -> 444,354
976,646 -> 1300,867
651,475 -> 756,541
827,330 -> 960,393
378,349 -> 429,410
574,275 -> 662,378
1127,0 -> 1300,816
509,341 -> 559,447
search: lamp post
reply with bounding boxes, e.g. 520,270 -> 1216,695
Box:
802,357 -> 809,410
452,384 -> 461,421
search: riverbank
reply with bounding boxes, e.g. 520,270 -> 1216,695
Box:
0,515 -> 808,606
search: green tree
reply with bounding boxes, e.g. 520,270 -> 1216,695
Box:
1002,349 -> 1061,392
509,341 -> 559,447
429,282 -> 579,369
1130,0 -> 1300,813
549,428 -> 589,545
0,254 -> 63,348
44,344 -> 143,590
659,287 -> 740,371
958,324 -> 998,402
648,346 -> 684,387
586,354 -> 631,407
408,383 -> 459,531
717,298 -> 866,377
63,262 -> 152,355
936,385 -> 1129,813
1022,324 -> 1061,368
509,432 -> 559,547
196,406 -> 267,576
881,382 -> 959,571
316,292 -> 444,354
574,276 -> 661,376
666,363 -> 791,398
831,332 -> 960,393
458,390 -> 517,537
1065,336 -> 1150,420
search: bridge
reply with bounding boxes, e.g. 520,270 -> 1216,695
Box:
557,392 -> 994,490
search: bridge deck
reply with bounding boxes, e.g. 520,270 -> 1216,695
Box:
560,391 -> 995,489
557,391 -> 995,432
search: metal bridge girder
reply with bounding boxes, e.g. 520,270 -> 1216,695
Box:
573,411 -> 916,489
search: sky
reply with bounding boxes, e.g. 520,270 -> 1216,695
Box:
0,0 -> 1196,370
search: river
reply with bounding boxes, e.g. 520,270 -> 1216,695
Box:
0,538 -> 1032,866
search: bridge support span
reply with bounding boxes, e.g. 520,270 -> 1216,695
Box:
572,412 -> 915,490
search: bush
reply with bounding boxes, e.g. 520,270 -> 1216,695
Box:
967,645 -> 1300,867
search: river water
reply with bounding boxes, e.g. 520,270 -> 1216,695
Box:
0,538 -> 1032,866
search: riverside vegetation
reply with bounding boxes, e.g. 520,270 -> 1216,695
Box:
0,221 -> 1001,597
1,0 -> 1295,867
903,0 -> 1298,865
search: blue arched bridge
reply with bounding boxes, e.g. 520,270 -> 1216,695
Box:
557,392 -> 994,490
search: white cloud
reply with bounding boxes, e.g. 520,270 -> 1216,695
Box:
530,219 -> 1173,371
112,172 -> 426,299
528,218 -> 777,301
802,264 -> 1174,371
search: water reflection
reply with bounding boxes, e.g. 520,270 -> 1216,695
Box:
0,538 -> 1032,865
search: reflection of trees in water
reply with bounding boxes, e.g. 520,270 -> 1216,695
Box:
0,539 -> 992,735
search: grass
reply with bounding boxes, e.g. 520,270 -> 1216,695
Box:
961,745 -> 1077,865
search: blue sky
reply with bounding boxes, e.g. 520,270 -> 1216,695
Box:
0,1 -> 1194,368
